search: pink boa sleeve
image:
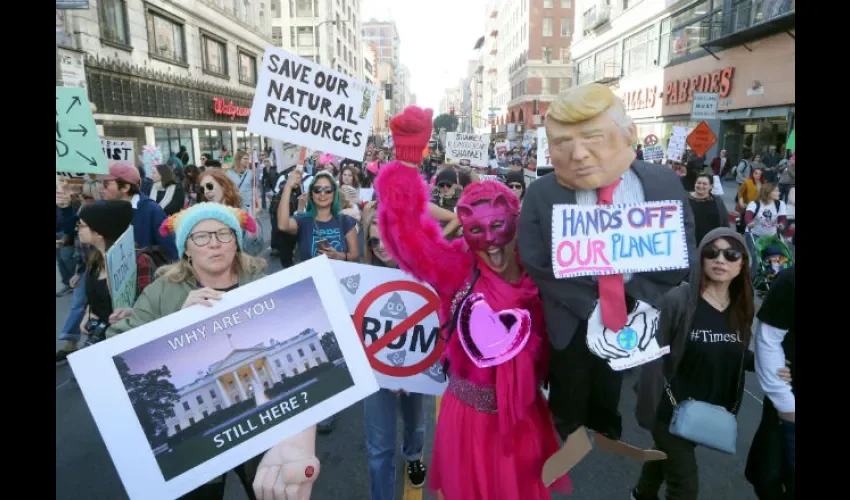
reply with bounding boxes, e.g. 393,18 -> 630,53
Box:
375,161 -> 471,297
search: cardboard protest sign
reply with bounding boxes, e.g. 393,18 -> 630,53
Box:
248,46 -> 378,161
330,261 -> 447,396
56,87 -> 108,174
666,126 -> 689,163
643,145 -> 664,161
359,188 -> 374,203
537,128 -> 552,167
445,133 -> 488,168
68,257 -> 379,500
107,227 -> 137,310
550,201 -> 689,279
141,145 -> 163,178
495,142 -> 508,163
478,174 -> 499,182
102,138 -> 136,167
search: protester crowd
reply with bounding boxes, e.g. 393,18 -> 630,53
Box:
57,85 -> 795,500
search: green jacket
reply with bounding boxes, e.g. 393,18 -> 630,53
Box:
106,268 -> 264,338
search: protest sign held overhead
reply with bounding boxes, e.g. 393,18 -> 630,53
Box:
537,128 -> 552,167
68,257 -> 378,500
248,46 -> 378,160
445,133 -> 488,168
551,201 -> 689,279
56,87 -> 108,174
330,261 -> 447,397
102,138 -> 136,167
106,227 -> 137,310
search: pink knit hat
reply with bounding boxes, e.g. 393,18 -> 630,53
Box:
390,106 -> 433,164
319,153 -> 335,166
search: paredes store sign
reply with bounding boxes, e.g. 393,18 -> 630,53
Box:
664,67 -> 734,105
213,97 -> 251,120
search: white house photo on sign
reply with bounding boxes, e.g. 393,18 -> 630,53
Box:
164,329 -> 331,437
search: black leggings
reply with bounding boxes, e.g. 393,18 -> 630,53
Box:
635,421 -> 699,500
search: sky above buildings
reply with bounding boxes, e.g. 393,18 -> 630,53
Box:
118,278 -> 332,388
363,0 -> 489,112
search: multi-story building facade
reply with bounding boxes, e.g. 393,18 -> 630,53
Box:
272,0 -> 363,80
478,0 -> 575,135
571,0 -> 794,164
57,0 -> 274,163
362,19 -> 401,115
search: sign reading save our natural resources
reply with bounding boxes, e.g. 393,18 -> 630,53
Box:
550,201 -> 689,279
445,133 -> 488,168
248,46 -> 378,160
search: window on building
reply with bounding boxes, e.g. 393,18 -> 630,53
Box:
272,26 -> 282,45
238,50 -> 257,85
210,390 -> 217,399
577,57 -> 594,85
182,401 -> 190,411
309,343 -> 317,352
201,33 -> 227,76
99,0 -> 130,47
659,18 -> 671,66
669,0 -> 712,60
560,47 -> 570,63
196,395 -> 204,405
202,410 -> 209,418
543,18 -> 553,37
293,368 -> 299,375
147,9 -> 186,64
336,39 -> 341,56
189,417 -> 196,425
295,0 -> 312,16
298,348 -> 305,358
561,18 -> 571,37
542,47 -> 552,64
594,44 -> 619,79
304,362 -> 311,371
215,404 -> 222,411
544,0 -> 553,7
275,359 -> 282,367
296,27 -> 314,48
174,424 -> 181,433
623,26 -> 656,75
287,354 -> 294,362
316,358 -> 322,365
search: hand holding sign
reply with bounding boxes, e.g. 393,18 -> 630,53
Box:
253,426 -> 320,500
182,287 -> 225,309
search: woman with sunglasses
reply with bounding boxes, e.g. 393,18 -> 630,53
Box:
633,227 -> 791,500
504,171 -> 526,204
105,204 -> 303,500
278,170 -> 359,266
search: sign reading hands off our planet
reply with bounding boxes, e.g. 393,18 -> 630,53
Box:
551,200 -> 689,279
331,261 -> 447,396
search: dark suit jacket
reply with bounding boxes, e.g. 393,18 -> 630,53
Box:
518,160 -> 697,349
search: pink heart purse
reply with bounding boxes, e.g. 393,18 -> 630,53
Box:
456,293 -> 532,368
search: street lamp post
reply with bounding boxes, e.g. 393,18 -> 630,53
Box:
312,19 -> 348,68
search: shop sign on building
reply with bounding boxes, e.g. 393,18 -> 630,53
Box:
690,92 -> 719,120
213,97 -> 250,120
58,48 -> 87,90
664,67 -> 735,105
623,86 -> 660,111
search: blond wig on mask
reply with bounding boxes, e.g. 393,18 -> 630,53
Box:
546,83 -> 633,138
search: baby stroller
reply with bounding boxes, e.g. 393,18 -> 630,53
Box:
749,234 -> 793,295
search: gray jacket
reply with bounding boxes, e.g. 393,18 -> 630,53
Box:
518,160 -> 697,349
634,227 -> 754,431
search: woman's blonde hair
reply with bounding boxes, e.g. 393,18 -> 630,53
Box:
758,182 -> 779,204
157,251 -> 267,283
81,181 -> 102,201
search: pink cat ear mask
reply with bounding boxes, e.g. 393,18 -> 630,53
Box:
456,293 -> 532,368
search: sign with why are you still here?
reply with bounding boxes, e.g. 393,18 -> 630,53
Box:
248,46 -> 378,160
550,201 -> 689,279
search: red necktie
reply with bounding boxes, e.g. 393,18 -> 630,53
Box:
597,180 -> 628,332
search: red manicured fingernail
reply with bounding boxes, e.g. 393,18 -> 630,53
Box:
305,466 -> 315,478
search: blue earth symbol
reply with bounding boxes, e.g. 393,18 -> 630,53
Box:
617,327 -> 638,351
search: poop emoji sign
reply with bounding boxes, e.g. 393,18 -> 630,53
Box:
330,261 -> 447,396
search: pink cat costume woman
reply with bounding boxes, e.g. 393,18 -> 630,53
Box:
375,106 -> 571,500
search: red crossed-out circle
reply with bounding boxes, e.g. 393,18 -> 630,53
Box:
353,281 -> 443,377
644,134 -> 659,147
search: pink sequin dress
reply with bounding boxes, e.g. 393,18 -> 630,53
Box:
376,161 -> 572,500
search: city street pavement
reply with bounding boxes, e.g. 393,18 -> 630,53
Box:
56,193 -> 767,500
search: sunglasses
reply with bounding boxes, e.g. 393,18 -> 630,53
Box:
368,237 -> 383,249
437,182 -> 453,189
508,183 -> 523,189
312,185 -> 335,194
701,246 -> 743,262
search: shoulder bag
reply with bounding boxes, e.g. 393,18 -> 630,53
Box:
665,346 -> 746,454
